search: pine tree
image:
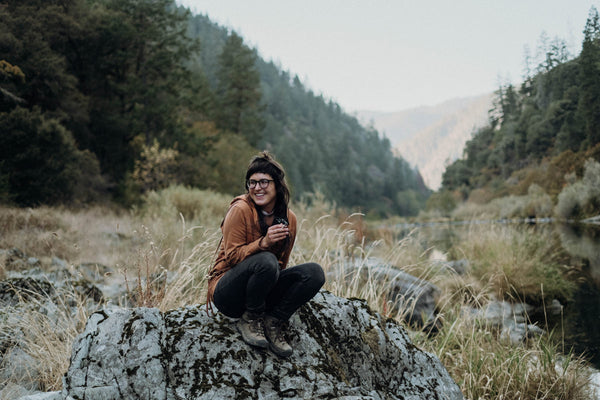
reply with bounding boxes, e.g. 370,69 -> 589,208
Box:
579,6 -> 600,147
215,31 -> 264,146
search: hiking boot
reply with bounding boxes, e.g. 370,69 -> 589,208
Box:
237,311 -> 268,348
264,315 -> 293,357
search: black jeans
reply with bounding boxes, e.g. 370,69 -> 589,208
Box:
213,252 -> 325,321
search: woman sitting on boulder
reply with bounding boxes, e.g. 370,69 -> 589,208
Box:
207,151 -> 325,357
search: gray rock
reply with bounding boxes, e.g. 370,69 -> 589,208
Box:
547,299 -> 564,316
338,259 -> 440,328
0,347 -> 41,391
480,299 -> 534,327
51,257 -> 68,269
16,391 -> 62,400
1,265 -> 105,306
27,257 -> 41,268
1,383 -> 36,399
62,291 -> 463,400
0,277 -> 55,306
445,259 -> 469,275
500,321 -> 545,344
464,299 -> 545,344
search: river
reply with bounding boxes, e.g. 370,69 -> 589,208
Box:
550,222 -> 600,369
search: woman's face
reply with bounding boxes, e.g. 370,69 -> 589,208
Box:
247,172 -> 277,212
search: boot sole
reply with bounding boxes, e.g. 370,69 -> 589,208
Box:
268,342 -> 292,358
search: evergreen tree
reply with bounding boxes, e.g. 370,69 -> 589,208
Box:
74,0 -> 198,182
0,107 -> 102,205
0,1 -> 86,123
579,6 -> 600,147
215,31 -> 264,146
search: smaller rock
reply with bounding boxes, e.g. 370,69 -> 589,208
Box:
500,321 -> 545,344
445,259 -> 469,275
1,248 -> 27,270
547,299 -> 564,315
338,258 -> 440,328
0,277 -> 55,306
50,257 -> 68,269
0,383 -> 34,399
16,391 -> 62,400
0,347 -> 41,391
27,258 -> 41,268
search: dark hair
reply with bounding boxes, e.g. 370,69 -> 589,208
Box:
245,151 -> 290,235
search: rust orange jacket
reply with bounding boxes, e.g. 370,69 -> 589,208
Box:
206,194 -> 297,304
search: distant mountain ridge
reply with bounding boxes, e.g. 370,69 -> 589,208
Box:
357,94 -> 493,190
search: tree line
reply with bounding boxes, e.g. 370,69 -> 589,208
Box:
0,0 -> 428,216
441,7 -> 600,203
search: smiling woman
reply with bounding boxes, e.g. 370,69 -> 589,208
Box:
247,175 -> 276,214
206,151 -> 325,358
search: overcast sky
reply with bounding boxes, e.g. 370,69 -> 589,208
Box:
176,0 -> 596,113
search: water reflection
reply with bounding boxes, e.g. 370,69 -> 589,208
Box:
553,223 -> 600,368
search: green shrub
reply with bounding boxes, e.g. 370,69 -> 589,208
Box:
425,190 -> 457,216
523,183 -> 554,217
141,185 -> 230,224
555,158 -> 600,219
452,184 -> 553,220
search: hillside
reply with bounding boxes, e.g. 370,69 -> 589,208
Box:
439,7 -> 600,220
0,0 -> 427,216
357,94 -> 492,190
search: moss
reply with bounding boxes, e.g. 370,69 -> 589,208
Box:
323,348 -> 348,383
361,326 -> 380,354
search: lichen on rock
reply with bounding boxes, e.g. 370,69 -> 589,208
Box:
62,291 -> 464,400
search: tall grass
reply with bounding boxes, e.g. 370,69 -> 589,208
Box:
296,212 -> 595,399
0,285 -> 92,392
0,186 -> 596,399
0,205 -> 138,268
413,301 -> 594,400
448,223 -> 576,305
451,184 -> 554,221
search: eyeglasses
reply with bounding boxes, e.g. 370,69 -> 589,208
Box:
247,179 -> 274,189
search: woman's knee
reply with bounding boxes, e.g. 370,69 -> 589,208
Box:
303,262 -> 325,288
249,251 -> 280,276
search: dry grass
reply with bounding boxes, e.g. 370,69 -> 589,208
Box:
449,223 -> 576,305
0,205 -> 138,268
0,187 -> 596,398
0,286 -> 92,392
413,300 -> 594,400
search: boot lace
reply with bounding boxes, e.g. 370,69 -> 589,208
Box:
249,318 -> 266,336
267,320 -> 287,343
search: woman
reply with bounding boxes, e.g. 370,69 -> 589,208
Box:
207,151 -> 325,357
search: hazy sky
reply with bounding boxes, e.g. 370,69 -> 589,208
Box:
176,1 -> 596,113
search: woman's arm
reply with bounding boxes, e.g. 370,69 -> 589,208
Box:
221,203 -> 263,266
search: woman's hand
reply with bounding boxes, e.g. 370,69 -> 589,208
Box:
261,223 -> 289,248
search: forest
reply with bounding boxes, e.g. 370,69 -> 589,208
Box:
440,7 -> 600,219
0,0 -> 428,216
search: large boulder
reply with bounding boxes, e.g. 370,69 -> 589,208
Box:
61,291 -> 463,400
